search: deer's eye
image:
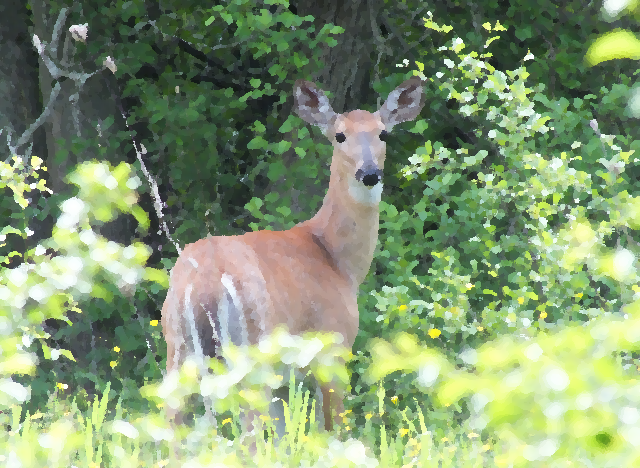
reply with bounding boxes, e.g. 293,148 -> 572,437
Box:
379,130 -> 388,142
335,133 -> 346,143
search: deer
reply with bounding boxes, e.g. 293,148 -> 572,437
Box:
161,76 -> 425,451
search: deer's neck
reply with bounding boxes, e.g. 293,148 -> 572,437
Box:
300,174 -> 381,288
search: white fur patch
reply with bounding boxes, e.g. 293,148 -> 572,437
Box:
184,284 -> 204,361
220,273 -> 249,346
348,177 -> 383,205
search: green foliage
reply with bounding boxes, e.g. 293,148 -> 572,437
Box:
143,328 -> 350,419
94,0 -> 342,239
348,17 -> 640,466
2,333 -> 495,467
0,156 -> 50,267
586,29 -> 640,65
0,158 -> 161,416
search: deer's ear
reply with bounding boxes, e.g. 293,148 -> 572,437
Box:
378,77 -> 425,131
293,80 -> 337,134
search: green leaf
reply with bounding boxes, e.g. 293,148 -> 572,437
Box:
586,29 -> 640,66
247,136 -> 267,149
267,160 -> 286,181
